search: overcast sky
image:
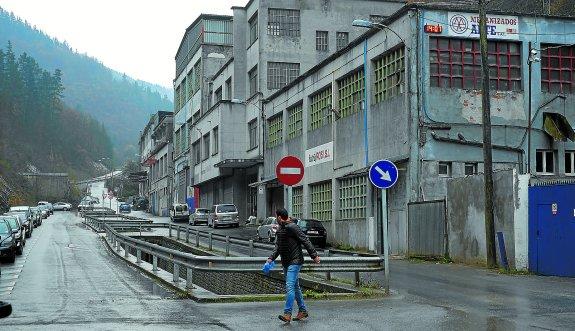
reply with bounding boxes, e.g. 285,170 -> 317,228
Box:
0,0 -> 241,89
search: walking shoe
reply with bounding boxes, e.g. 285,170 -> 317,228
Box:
293,311 -> 309,321
278,313 -> 292,323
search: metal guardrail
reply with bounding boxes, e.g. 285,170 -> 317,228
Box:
84,214 -> 384,288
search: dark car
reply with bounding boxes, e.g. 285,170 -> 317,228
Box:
4,212 -> 33,238
133,197 -> 149,211
29,207 -> 43,227
0,219 -> 17,263
0,215 -> 25,255
119,203 -> 131,213
294,219 -> 327,248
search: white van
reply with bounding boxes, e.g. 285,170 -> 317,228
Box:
170,203 -> 190,222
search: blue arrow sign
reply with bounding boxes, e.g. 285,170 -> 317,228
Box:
369,160 -> 398,189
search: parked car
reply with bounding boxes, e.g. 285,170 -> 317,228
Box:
189,208 -> 209,226
119,203 -> 131,214
37,201 -> 54,215
29,207 -> 43,227
257,216 -> 279,243
37,205 -> 49,219
0,218 -> 17,263
78,197 -> 97,211
8,206 -> 33,231
294,219 -> 327,248
170,203 -> 189,222
0,215 -> 25,255
53,202 -> 72,211
208,204 -> 239,228
133,197 -> 149,211
4,212 -> 32,238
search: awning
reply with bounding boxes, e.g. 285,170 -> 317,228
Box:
215,157 -> 264,169
543,112 -> 575,142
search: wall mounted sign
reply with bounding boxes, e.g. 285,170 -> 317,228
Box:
305,141 -> 333,167
424,24 -> 443,34
447,12 -> 519,40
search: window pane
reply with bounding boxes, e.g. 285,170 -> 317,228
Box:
545,151 -> 554,173
536,151 -> 543,173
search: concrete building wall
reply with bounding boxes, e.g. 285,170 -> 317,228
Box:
446,170 -> 529,269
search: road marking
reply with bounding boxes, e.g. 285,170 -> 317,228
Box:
279,167 -> 301,175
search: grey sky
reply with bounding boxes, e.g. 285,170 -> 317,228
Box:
0,0 -> 241,89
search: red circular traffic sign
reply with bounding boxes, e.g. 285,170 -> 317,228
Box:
276,156 -> 304,186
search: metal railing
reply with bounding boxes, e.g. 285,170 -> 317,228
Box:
84,214 -> 384,288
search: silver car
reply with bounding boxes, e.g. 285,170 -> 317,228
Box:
208,204 -> 239,228
190,208 -> 209,226
257,217 -> 279,243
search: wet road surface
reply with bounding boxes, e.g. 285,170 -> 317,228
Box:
3,211 -> 575,330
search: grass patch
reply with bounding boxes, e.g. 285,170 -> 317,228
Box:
409,255 -> 453,264
303,289 -> 328,299
497,268 -> 533,276
333,242 -> 372,254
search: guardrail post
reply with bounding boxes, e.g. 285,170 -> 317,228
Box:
249,240 -> 254,257
136,249 -> 142,264
152,255 -> 158,272
353,253 -> 360,287
124,244 -> 129,258
208,232 -> 213,251
325,250 -> 331,281
225,236 -> 230,256
116,240 -> 121,253
186,268 -> 193,289
186,227 -> 190,243
168,224 -> 172,237
195,230 -> 200,247
173,263 -> 180,283
177,226 -> 181,240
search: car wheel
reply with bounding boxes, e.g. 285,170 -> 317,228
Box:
16,245 -> 23,255
7,251 -> 16,263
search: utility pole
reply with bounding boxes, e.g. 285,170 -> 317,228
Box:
479,0 -> 497,269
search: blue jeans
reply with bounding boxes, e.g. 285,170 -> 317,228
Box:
283,264 -> 306,314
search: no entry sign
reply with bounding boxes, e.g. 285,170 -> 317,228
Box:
276,156 -> 304,186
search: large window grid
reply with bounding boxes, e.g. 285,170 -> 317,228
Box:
541,44 -> 575,94
310,181 -> 332,222
267,62 -> 300,90
338,70 -> 364,118
316,31 -> 328,51
187,71 -> 194,100
193,59 -> 202,94
339,176 -> 367,220
292,186 -> 303,219
374,47 -> 405,103
175,86 -> 181,112
249,12 -> 258,45
309,86 -> 332,130
267,8 -> 300,37
287,103 -> 303,139
248,119 -> 258,150
192,140 -> 201,165
267,115 -> 283,148
212,127 -> 219,155
203,133 -> 210,160
249,66 -> 258,96
336,32 -> 349,51
429,38 -> 521,91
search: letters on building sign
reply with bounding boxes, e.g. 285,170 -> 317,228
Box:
424,24 -> 443,34
447,12 -> 519,40
305,141 -> 333,167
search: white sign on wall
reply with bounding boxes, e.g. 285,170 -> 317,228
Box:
447,12 -> 519,40
305,141 -> 333,167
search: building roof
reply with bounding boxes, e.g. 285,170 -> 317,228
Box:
175,14 -> 233,59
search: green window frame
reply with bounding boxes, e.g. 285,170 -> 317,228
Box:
292,186 -> 303,219
187,70 -> 194,100
309,86 -> 332,130
193,59 -> 202,94
373,47 -> 405,103
267,115 -> 283,148
338,69 -> 364,118
310,181 -> 332,222
174,86 -> 181,112
287,103 -> 303,139
339,176 -> 367,220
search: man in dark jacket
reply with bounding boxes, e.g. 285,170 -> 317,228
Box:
267,208 -> 320,323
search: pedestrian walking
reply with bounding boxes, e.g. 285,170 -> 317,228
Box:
267,208 -> 320,323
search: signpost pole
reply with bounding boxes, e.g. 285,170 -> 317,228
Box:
287,186 -> 293,215
381,188 -> 390,295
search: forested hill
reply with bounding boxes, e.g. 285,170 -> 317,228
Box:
0,8 -> 173,161
0,42 -> 113,185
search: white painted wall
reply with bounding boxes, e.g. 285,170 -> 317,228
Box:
514,173 -> 530,270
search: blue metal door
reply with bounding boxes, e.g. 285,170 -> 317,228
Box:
529,184 -> 575,276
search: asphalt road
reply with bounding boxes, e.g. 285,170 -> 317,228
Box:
0,211 -> 492,330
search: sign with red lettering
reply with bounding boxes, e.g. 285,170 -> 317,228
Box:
305,142 -> 333,168
447,12 -> 519,40
276,156 -> 304,186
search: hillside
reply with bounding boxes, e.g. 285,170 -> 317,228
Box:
0,42 -> 113,204
0,8 -> 173,162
